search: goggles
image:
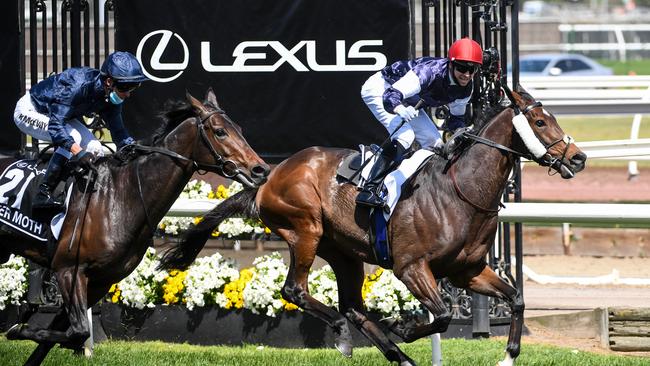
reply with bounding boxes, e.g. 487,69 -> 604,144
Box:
453,62 -> 478,74
114,82 -> 141,93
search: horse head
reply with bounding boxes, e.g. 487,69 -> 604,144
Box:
185,89 -> 270,187
508,84 -> 587,179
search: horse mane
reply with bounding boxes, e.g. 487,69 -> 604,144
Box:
141,100 -> 198,146
472,102 -> 508,132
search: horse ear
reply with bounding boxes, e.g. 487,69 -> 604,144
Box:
186,91 -> 207,114
204,87 -> 221,109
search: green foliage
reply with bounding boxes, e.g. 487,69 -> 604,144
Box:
1,337 -> 648,366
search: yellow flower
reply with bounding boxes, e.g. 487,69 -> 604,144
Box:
282,299 -> 299,311
162,270 -> 187,305
264,227 -> 271,234
211,229 -> 220,237
362,268 -> 384,301
193,216 -> 204,226
223,268 -> 255,309
208,191 -> 215,199
216,185 -> 228,199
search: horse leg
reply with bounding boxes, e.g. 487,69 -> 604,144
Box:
277,230 -> 353,357
387,259 -> 453,342
8,268 -> 90,345
319,245 -> 416,366
449,264 -> 524,366
22,310 -> 70,366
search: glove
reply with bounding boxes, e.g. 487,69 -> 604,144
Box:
71,150 -> 96,172
394,105 -> 418,122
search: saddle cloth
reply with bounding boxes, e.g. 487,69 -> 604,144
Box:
338,146 -> 434,220
0,159 -> 73,241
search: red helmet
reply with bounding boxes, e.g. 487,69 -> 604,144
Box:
448,38 -> 483,65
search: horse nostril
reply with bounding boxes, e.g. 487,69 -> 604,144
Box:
572,152 -> 587,164
251,164 -> 270,178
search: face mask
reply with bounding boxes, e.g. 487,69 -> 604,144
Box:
108,90 -> 124,105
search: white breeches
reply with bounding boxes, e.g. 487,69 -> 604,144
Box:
360,71 -> 442,150
14,93 -> 104,158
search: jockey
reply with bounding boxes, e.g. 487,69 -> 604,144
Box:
13,51 -> 148,216
356,38 -> 483,207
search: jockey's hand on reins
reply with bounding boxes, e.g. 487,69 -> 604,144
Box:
70,150 -> 97,175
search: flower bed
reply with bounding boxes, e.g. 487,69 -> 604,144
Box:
107,248 -> 424,320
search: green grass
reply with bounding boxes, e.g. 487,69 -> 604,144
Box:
0,337 -> 648,366
554,115 -> 650,168
599,59 -> 650,76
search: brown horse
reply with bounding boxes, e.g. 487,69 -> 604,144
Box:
160,85 -> 586,365
0,89 -> 269,365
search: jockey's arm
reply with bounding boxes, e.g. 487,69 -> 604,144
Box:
100,104 -> 135,148
382,70 -> 424,114
47,102 -> 79,155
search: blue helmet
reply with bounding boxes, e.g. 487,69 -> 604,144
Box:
100,51 -> 149,83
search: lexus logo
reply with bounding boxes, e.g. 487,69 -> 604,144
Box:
136,30 -> 189,83
136,29 -> 387,83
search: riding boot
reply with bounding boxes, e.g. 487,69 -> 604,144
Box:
356,140 -> 406,208
32,153 -> 68,220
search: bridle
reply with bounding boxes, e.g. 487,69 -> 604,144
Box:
450,86 -> 575,212
128,108 -> 244,178
129,108 -> 250,235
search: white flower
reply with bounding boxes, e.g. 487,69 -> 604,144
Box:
242,252 -> 288,317
0,255 -> 28,310
117,248 -> 167,309
309,266 -> 338,308
183,253 -> 239,310
364,269 -> 421,318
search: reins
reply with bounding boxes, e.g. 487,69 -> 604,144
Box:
127,110 -> 242,177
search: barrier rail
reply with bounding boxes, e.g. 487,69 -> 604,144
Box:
520,76 -> 650,116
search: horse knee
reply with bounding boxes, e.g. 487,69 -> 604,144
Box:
434,312 -> 453,332
280,282 -> 305,307
510,292 -> 525,313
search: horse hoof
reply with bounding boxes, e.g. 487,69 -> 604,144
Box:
334,340 -> 353,358
400,360 -> 417,366
6,323 -> 24,340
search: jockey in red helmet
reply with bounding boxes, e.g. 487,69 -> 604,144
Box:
356,38 -> 483,207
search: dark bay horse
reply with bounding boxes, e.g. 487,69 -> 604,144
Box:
0,89 -> 269,365
160,85 -> 586,366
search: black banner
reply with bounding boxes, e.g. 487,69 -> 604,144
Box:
0,1 -> 22,153
115,0 -> 409,161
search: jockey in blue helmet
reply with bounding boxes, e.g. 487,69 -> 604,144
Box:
13,51 -> 149,218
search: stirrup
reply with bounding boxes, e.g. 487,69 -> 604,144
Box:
355,190 -> 386,208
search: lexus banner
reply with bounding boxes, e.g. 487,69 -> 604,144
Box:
115,0 -> 409,161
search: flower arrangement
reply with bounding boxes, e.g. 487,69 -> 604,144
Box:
157,180 -> 267,238
0,255 -> 27,310
103,248 -> 422,319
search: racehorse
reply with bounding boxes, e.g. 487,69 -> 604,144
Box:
159,85 -> 586,366
0,89 -> 269,365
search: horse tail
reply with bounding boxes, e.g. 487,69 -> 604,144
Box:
158,188 -> 259,270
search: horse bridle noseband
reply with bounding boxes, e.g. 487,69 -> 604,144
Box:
450,88 -> 574,212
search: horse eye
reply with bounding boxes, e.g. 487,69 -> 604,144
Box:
214,128 -> 228,139
535,120 -> 545,127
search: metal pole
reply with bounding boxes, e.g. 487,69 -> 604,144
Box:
471,292 -> 490,337
71,0 -> 82,67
